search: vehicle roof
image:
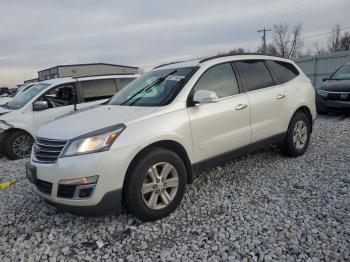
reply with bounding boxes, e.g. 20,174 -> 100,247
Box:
39,74 -> 139,86
154,54 -> 294,70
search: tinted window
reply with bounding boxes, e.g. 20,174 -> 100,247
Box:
80,79 -> 118,102
236,60 -> 274,92
266,60 -> 299,84
194,63 -> 239,98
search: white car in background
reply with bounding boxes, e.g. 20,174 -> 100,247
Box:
0,74 -> 137,159
27,54 -> 316,221
0,83 -> 38,106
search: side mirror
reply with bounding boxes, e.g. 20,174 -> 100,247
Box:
192,90 -> 219,105
323,78 -> 329,82
33,101 -> 49,111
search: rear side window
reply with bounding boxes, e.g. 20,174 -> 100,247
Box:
80,79 -> 118,102
266,60 -> 299,84
115,78 -> 135,91
194,63 -> 240,98
235,60 -> 274,92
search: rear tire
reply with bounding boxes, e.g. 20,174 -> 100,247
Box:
3,130 -> 34,160
123,147 -> 187,221
280,112 -> 311,157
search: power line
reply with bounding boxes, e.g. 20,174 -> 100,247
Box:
299,26 -> 350,41
274,0 -> 314,21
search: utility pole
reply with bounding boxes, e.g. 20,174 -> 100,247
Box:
258,27 -> 271,53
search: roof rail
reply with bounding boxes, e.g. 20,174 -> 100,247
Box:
71,73 -> 137,79
153,60 -> 189,69
199,53 -> 283,63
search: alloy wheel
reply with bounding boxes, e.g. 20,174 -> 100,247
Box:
292,120 -> 308,150
12,135 -> 34,158
141,162 -> 179,210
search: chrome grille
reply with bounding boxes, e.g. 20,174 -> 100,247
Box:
33,137 -> 67,163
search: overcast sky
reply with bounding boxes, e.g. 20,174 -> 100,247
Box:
0,0 -> 349,87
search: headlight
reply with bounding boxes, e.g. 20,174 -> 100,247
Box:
317,89 -> 328,97
62,124 -> 126,157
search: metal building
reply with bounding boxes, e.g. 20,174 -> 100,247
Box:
294,51 -> 350,88
37,63 -> 138,81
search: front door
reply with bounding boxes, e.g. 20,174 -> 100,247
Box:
187,62 -> 251,163
33,83 -> 76,133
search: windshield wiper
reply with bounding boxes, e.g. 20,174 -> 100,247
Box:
121,70 -> 177,106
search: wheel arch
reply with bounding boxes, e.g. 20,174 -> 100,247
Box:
290,105 -> 313,131
123,140 -> 193,193
2,127 -> 34,140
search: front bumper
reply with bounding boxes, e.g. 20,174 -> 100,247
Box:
316,93 -> 350,112
28,145 -> 137,216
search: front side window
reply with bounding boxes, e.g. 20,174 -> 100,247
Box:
4,83 -> 49,110
331,65 -> 350,80
80,79 -> 118,102
236,60 -> 274,92
37,84 -> 75,108
194,63 -> 240,98
109,67 -> 196,107
266,60 -> 299,84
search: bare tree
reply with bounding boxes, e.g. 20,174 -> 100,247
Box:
313,43 -> 327,55
257,43 -> 278,55
340,32 -> 350,51
217,48 -> 246,56
328,24 -> 342,52
271,22 -> 303,59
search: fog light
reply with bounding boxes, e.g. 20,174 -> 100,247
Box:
59,175 -> 99,185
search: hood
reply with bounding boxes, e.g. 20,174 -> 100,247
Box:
0,97 -> 12,106
320,79 -> 350,92
38,105 -> 158,140
0,106 -> 12,117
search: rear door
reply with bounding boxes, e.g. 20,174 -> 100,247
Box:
235,60 -> 287,143
187,62 -> 251,163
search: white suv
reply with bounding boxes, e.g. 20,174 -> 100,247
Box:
0,75 -> 136,159
27,55 -> 316,221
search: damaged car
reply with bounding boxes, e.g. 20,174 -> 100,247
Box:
0,74 -> 137,159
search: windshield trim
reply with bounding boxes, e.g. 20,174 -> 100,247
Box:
109,66 -> 199,107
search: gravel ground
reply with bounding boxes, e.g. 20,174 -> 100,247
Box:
0,115 -> 349,262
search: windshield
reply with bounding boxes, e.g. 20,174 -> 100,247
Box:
4,83 -> 50,110
331,65 -> 350,80
109,67 -> 196,107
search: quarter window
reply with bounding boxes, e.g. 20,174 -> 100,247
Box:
236,60 -> 274,92
80,79 -> 118,102
194,63 -> 239,98
266,60 -> 299,84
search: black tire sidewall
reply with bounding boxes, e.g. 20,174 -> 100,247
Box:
284,112 -> 311,156
124,148 -> 187,221
4,130 -> 34,160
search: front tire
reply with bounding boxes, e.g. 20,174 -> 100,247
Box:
124,147 -> 187,221
280,112 -> 311,157
3,130 -> 34,160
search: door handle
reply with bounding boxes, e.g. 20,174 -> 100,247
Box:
236,104 -> 248,110
277,94 -> 286,99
